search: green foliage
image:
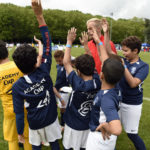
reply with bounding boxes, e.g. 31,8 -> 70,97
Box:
0,3 -> 147,44
144,18 -> 150,43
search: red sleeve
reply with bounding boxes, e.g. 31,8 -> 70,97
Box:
110,41 -> 117,54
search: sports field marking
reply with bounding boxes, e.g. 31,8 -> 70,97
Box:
143,97 -> 150,101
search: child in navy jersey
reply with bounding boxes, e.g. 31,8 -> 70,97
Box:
53,50 -> 71,128
86,26 -> 124,150
12,0 -> 61,150
119,36 -> 149,150
98,19 -> 149,150
62,28 -> 101,150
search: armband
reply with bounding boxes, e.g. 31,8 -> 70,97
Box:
124,64 -> 127,69
66,44 -> 72,48
98,42 -> 103,46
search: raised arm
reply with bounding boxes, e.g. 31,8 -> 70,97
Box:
63,27 -> 77,75
34,35 -> 43,67
92,28 -> 108,63
102,18 -> 114,55
79,31 -> 92,55
32,0 -> 51,71
32,0 -> 46,26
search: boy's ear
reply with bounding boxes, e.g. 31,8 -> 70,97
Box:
133,48 -> 138,54
100,72 -> 104,80
77,69 -> 81,76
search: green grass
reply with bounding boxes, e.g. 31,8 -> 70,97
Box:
0,48 -> 150,150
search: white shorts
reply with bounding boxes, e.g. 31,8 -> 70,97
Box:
86,131 -> 117,150
56,92 -> 70,108
63,124 -> 90,150
29,118 -> 62,146
119,102 -> 142,134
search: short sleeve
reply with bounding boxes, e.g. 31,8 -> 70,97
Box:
67,71 -> 83,90
101,95 -> 120,122
135,64 -> 149,82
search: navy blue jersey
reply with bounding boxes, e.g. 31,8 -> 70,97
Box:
12,26 -> 57,130
55,65 -> 69,90
64,71 -> 101,130
89,88 -> 121,131
119,58 -> 149,105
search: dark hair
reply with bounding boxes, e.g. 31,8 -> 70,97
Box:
108,53 -> 122,63
75,54 -> 95,76
54,50 -> 64,58
102,58 -> 124,85
0,40 -> 8,60
121,36 -> 141,53
12,44 -> 37,74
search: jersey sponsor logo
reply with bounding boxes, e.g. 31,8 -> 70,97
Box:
0,72 -> 19,81
24,78 -> 46,95
131,67 -> 136,75
3,78 -> 15,85
78,100 -> 93,117
0,72 -> 19,86
37,90 -> 50,108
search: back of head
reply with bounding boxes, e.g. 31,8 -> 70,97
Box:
109,53 -> 122,63
54,50 -> 64,59
87,18 -> 102,29
12,44 -> 37,74
121,36 -> 141,53
75,54 -> 95,76
102,57 -> 124,85
0,40 -> 8,60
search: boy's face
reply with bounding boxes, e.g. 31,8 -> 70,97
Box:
55,57 -> 63,66
122,46 -> 137,61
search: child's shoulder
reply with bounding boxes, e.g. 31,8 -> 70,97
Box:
101,88 -> 120,101
139,58 -> 149,66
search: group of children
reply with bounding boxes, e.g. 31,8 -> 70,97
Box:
0,0 -> 149,150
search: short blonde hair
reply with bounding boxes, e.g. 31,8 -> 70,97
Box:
86,18 -> 102,29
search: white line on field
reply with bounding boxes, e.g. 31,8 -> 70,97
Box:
143,97 -> 150,101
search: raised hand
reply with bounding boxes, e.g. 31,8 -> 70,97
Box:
32,0 -> 43,17
34,35 -> 43,56
101,18 -> 109,33
79,31 -> 88,46
92,28 -> 101,44
34,36 -> 43,67
34,35 -> 41,43
67,27 -> 77,44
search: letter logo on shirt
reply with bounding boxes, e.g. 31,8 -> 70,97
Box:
78,100 -> 93,117
131,67 -> 136,75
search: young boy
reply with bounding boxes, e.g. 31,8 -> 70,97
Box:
63,27 -> 101,150
12,0 -> 61,150
119,36 -> 149,150
100,18 -> 149,150
53,50 -> 71,128
86,24 -> 124,150
0,40 -> 32,150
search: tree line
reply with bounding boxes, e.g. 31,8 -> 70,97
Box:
0,3 -> 150,44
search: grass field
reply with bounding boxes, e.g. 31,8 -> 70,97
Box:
0,47 -> 150,150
